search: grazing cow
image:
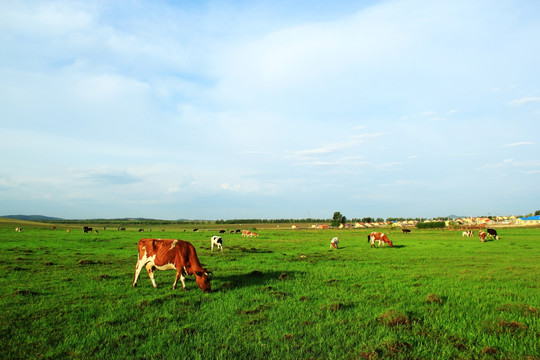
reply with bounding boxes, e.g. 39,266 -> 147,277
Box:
66,229 -> 70,233
133,238 -> 212,292
193,229 -> 199,232
402,228 -> 411,234
211,236 -> 223,252
51,226 -> 56,230
330,237 -> 339,249
462,230 -> 473,237
479,230 -> 487,242
219,229 -> 226,234
235,229 -> 242,234
83,226 -> 92,233
486,228 -> 499,240
138,229 -> 144,232
248,232 -> 259,237
118,227 -> 126,231
241,230 -> 251,237
368,232 -> 393,248
15,227 -> 22,232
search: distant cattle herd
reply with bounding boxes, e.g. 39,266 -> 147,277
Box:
13,224 -> 502,293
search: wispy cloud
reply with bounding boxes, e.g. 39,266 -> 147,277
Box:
73,168 -> 140,186
502,142 -> 536,147
289,133 -> 382,160
507,97 -> 540,106
478,158 -> 515,170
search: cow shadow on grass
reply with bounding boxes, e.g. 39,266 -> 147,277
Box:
392,245 -> 406,249
216,270 -> 304,292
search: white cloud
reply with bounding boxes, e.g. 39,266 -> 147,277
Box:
507,97 -> 540,106
502,142 -> 536,147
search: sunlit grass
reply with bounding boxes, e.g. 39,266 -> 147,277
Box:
0,222 -> 538,359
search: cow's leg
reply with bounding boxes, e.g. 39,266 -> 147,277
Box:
173,269 -> 181,290
211,243 -> 214,251
145,263 -> 157,288
178,267 -> 187,290
133,259 -> 147,287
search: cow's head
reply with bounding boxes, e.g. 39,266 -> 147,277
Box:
387,240 -> 394,247
195,269 -> 213,293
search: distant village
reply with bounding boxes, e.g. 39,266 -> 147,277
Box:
297,215 -> 540,230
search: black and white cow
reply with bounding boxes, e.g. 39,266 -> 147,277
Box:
486,228 -> 500,240
211,235 -> 223,252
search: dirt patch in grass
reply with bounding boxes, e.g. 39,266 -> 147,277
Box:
320,301 -> 352,312
378,309 -> 410,328
380,339 -> 413,356
497,303 -> 538,317
13,289 -> 40,296
426,293 -> 444,305
497,320 -> 528,333
78,259 -> 100,265
239,304 -> 267,315
481,346 -> 498,355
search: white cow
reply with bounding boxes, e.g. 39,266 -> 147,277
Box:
211,235 -> 223,252
330,237 -> 339,249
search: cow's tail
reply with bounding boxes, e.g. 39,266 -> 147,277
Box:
367,235 -> 370,243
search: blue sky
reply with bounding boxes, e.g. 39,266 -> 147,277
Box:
1,0 -> 539,220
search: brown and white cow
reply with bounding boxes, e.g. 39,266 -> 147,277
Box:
462,230 -> 473,237
479,230 -> 487,242
368,232 -> 393,247
132,238 -> 212,292
330,237 -> 339,249
241,230 -> 251,237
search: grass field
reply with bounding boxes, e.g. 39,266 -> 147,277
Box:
0,219 -> 538,359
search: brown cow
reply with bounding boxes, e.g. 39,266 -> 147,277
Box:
368,232 -> 393,247
479,230 -> 487,242
132,238 -> 212,292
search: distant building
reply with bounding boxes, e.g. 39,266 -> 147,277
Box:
516,215 -> 540,226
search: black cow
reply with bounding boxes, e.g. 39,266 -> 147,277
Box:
83,226 -> 93,233
402,228 -> 411,234
219,229 -> 226,234
486,228 -> 500,240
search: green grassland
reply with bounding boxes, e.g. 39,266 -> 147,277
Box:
0,220 -> 538,359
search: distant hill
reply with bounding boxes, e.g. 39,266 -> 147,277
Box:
0,215 -> 64,221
